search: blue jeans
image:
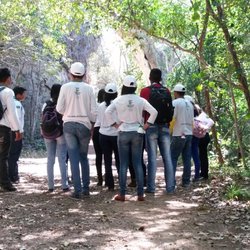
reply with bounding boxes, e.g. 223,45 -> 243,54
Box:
191,136 -> 200,179
118,131 -> 144,196
63,122 -> 91,194
146,125 -> 175,193
44,135 -> 68,190
171,135 -> 192,186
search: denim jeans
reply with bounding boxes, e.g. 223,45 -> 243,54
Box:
171,135 -> 192,186
199,133 -> 211,179
44,135 -> 68,190
118,131 -> 144,196
64,122 -> 91,194
0,125 -> 12,187
99,134 -> 119,189
191,136 -> 200,179
146,125 -> 175,193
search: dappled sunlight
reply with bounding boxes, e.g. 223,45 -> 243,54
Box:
165,200 -> 199,209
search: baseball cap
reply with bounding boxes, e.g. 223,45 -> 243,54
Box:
173,83 -> 186,92
105,83 -> 117,93
69,62 -> 85,76
123,75 -> 137,88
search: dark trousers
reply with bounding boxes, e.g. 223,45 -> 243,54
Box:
199,133 -> 211,179
0,125 -> 12,187
8,131 -> 23,182
92,127 -> 103,182
99,134 -> 119,188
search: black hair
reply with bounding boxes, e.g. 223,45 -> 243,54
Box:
104,92 -> 118,106
0,68 -> 11,82
97,89 -> 105,103
50,84 -> 62,103
13,86 -> 27,96
121,86 -> 136,95
149,68 -> 162,83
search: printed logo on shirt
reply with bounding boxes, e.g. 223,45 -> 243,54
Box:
127,100 -> 134,109
75,87 -> 80,96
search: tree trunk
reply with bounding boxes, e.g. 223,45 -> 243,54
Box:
204,87 -> 224,165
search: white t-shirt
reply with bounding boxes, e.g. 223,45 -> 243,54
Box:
172,98 -> 194,136
96,101 -> 119,136
0,87 -> 20,131
14,99 -> 25,133
105,94 -> 158,132
56,81 -> 97,130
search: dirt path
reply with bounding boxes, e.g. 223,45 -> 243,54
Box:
0,148 -> 249,250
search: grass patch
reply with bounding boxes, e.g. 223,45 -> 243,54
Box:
225,183 -> 250,201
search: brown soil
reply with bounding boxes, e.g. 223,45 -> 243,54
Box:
0,147 -> 249,250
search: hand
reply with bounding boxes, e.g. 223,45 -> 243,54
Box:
143,123 -> 150,131
15,131 -> 22,141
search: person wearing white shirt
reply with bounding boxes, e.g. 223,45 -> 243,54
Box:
171,84 -> 194,187
0,68 -> 22,192
8,86 -> 26,183
56,62 -> 97,199
96,83 -> 119,191
105,75 -> 158,202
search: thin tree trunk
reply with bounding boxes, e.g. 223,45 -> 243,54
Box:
204,87 -> 224,165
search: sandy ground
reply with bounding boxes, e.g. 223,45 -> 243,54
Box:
0,144 -> 249,250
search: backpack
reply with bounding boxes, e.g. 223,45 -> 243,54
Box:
148,85 -> 174,124
41,100 -> 63,139
0,87 -> 6,120
193,119 -> 207,138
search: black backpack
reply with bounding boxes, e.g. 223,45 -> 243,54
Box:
0,87 -> 7,120
148,85 -> 174,124
41,100 -> 63,139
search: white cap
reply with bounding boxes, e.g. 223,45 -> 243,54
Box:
105,83 -> 117,93
173,83 -> 186,92
123,75 -> 137,88
70,62 -> 85,76
184,95 -> 194,103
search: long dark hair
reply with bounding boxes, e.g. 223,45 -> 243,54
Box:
121,86 -> 136,95
104,92 -> 118,106
50,84 -> 62,103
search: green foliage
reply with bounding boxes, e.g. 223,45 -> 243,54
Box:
226,183 -> 250,201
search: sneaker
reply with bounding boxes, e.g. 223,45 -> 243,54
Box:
137,196 -> 145,201
63,187 -> 70,192
1,184 -> 17,192
114,194 -> 125,202
82,191 -> 90,198
70,192 -> 81,200
48,188 -> 54,192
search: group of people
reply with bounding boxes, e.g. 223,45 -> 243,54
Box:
0,64 -> 214,202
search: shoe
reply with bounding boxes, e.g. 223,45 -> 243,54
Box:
182,183 -> 190,188
114,194 -> 125,202
137,196 -> 145,201
192,177 -> 201,182
82,191 -> 90,198
1,184 -> 17,192
96,181 -> 103,186
70,192 -> 81,200
48,189 -> 54,192
63,187 -> 70,192
128,180 -> 136,187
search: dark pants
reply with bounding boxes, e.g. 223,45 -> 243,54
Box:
8,131 -> 23,182
0,125 -> 12,187
199,133 -> 211,179
92,127 -> 103,183
99,134 -> 119,189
